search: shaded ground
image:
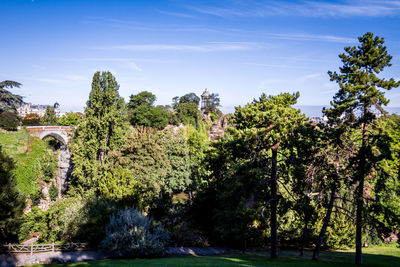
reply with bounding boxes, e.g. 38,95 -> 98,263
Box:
29,243 -> 400,267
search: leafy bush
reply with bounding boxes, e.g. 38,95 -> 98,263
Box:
19,198 -> 118,244
22,113 -> 40,126
49,183 -> 58,201
101,207 -> 169,256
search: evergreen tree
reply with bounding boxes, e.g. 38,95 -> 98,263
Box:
325,32 -> 399,264
0,146 -> 25,243
233,92 -> 307,258
0,80 -> 23,113
41,106 -> 57,125
70,71 -> 128,196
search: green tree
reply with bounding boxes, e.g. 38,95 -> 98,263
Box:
128,91 -> 156,110
0,110 -> 20,130
0,80 -> 23,113
326,32 -> 399,264
172,93 -> 201,126
233,92 -> 307,258
57,112 -> 81,126
175,93 -> 200,106
41,106 -> 57,125
203,93 -> 220,114
70,71 -> 128,196
22,113 -> 40,126
106,126 -> 191,212
129,91 -> 173,129
0,146 -> 25,243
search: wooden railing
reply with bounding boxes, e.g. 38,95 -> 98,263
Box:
2,243 -> 89,255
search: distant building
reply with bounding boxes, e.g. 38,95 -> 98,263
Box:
200,89 -> 211,113
17,102 -> 60,118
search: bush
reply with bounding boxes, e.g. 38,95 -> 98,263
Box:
101,207 -> 169,256
22,113 -> 40,126
49,183 -> 58,201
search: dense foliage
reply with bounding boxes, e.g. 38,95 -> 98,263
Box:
0,110 -> 20,130
0,145 -> 25,243
5,33 -> 400,265
69,71 -> 128,196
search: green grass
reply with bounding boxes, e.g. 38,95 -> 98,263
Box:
36,243 -> 400,267
0,129 -> 56,196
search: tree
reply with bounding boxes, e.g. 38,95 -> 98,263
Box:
0,110 -> 20,130
0,80 -> 23,113
22,113 -> 40,126
129,91 -> 173,129
326,32 -> 400,264
176,93 -> 200,106
0,146 -> 25,243
41,106 -> 57,125
69,71 -> 128,196
202,92 -> 220,115
57,112 -> 81,126
128,91 -> 156,110
233,92 -> 307,258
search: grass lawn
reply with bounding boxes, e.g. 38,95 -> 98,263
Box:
36,243 -> 400,266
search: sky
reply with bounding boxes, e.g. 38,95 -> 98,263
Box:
1,0 -> 400,116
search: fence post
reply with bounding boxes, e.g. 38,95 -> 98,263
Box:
8,243 -> 11,253
31,243 -> 33,256
52,242 -> 55,252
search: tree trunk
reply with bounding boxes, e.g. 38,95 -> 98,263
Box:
355,122 -> 368,265
313,183 -> 336,260
300,216 -> 309,256
270,148 -> 278,259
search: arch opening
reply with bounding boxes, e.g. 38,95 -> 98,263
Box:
40,132 -> 67,147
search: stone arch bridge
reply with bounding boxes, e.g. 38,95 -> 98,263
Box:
25,126 -> 75,145
24,126 -> 76,195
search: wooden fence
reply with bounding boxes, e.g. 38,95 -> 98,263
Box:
1,243 -> 88,255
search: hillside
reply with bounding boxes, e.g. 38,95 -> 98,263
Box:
0,129 -> 57,201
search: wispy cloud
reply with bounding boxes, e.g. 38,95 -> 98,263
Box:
185,0 -> 400,18
94,42 -> 260,52
157,10 -> 198,19
80,17 -> 212,33
298,73 -> 323,82
260,32 -> 356,43
67,57 -> 177,63
246,63 -> 305,69
64,74 -> 88,81
125,62 -> 142,72
33,78 -> 62,84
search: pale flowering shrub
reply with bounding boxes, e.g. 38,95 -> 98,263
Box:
101,207 -> 169,256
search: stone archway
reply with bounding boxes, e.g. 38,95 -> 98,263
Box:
39,132 -> 68,146
34,129 -> 72,196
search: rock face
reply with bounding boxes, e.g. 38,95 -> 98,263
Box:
58,145 -> 72,196
209,116 -> 229,141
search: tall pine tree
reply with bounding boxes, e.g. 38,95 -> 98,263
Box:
325,32 -> 399,264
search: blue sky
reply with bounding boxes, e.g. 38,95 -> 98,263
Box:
1,0 -> 400,115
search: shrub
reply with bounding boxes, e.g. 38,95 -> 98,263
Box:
22,113 -> 40,126
49,183 -> 58,201
101,207 -> 169,257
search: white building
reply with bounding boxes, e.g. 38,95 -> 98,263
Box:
17,102 -> 60,118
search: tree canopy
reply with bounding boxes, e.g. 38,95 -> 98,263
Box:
0,80 -> 23,113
